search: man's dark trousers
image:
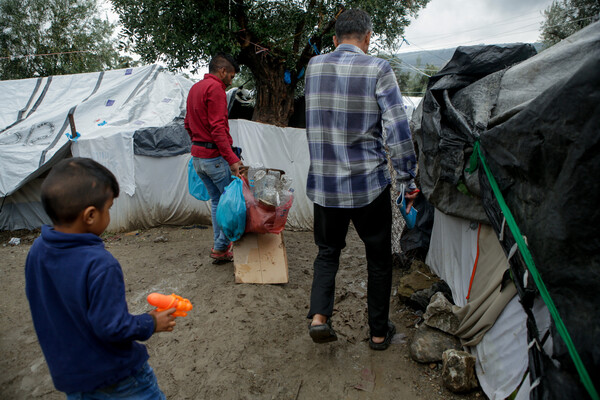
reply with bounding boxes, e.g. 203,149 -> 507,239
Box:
308,186 -> 393,337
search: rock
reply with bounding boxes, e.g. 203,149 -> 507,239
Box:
153,236 -> 168,243
395,248 -> 430,270
397,260 -> 439,301
405,279 -> 455,312
409,325 -> 461,363
424,292 -> 460,334
442,349 -> 479,393
406,287 -> 435,311
431,280 -> 453,304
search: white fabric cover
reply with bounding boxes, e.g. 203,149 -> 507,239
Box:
107,120 -> 313,232
229,119 -> 312,231
427,209 -> 552,400
0,65 -> 189,197
403,96 -> 422,122
107,154 -> 212,231
0,66 -> 315,232
72,66 -> 192,195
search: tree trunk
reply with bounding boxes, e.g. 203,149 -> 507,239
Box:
237,43 -> 297,127
232,3 -> 309,128
251,61 -> 296,127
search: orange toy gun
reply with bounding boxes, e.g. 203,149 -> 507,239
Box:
147,293 -> 193,317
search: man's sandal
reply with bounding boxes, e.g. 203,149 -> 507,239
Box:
308,318 -> 338,343
369,321 -> 396,351
210,242 -> 233,262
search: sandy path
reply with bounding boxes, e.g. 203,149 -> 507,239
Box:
0,225 -> 484,399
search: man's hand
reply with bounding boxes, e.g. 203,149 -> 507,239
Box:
230,161 -> 243,177
404,189 -> 419,213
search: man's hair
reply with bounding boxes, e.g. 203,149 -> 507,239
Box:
335,9 -> 373,41
41,157 -> 119,225
208,52 -> 240,74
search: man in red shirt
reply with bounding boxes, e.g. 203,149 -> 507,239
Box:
185,52 -> 242,262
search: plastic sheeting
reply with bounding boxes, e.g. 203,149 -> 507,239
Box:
0,65 -> 191,197
402,96 -> 422,122
229,120 -> 312,231
71,67 -> 192,195
107,119 -> 312,232
106,154 -> 212,231
417,22 -> 600,399
0,178 -> 51,231
1,119 -> 313,232
133,117 -> 191,157
412,43 -> 537,222
479,23 -> 600,398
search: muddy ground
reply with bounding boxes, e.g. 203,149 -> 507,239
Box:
0,224 -> 485,399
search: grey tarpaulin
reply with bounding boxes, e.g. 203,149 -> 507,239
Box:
133,117 -> 191,157
413,43 -> 537,222
479,27 -> 600,399
414,21 -> 600,399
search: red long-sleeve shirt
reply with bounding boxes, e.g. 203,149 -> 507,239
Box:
184,73 -> 240,165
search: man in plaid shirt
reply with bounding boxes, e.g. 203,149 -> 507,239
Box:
305,9 -> 418,350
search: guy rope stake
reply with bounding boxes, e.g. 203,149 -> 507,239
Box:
66,113 -> 80,142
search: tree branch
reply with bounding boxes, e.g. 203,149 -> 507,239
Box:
292,0 -> 317,54
294,6 -> 342,82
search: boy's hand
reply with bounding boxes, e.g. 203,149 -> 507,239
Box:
149,308 -> 177,332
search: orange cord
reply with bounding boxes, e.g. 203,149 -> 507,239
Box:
466,223 -> 482,300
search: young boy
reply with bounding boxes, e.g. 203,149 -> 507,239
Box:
25,157 -> 176,399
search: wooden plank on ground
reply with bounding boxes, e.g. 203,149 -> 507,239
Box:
233,232 -> 289,284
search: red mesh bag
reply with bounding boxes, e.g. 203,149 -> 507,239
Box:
241,176 -> 293,234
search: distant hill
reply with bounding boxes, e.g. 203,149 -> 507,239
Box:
392,42 -> 543,70
393,47 -> 455,69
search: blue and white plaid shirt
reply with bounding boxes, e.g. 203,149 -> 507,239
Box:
305,43 -> 417,208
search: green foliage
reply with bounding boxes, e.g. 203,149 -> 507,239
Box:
111,0 -> 430,84
540,0 -> 600,48
383,54 -> 438,96
111,0 -> 430,124
405,63 -> 438,95
0,0 -> 134,80
232,66 -> 256,91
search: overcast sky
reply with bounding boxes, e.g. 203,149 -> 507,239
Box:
396,0 -> 555,53
101,0 -> 555,52
100,0 -> 557,76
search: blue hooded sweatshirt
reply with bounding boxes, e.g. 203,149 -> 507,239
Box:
25,225 -> 155,393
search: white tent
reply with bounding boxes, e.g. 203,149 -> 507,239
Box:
402,96 -> 422,122
0,65 -> 312,232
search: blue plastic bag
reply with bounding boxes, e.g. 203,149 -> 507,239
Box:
187,158 -> 209,201
396,183 -> 418,229
216,176 -> 246,241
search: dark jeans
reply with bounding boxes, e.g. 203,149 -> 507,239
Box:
66,362 -> 165,399
308,187 -> 393,337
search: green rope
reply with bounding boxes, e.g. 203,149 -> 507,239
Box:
469,140 -> 599,400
